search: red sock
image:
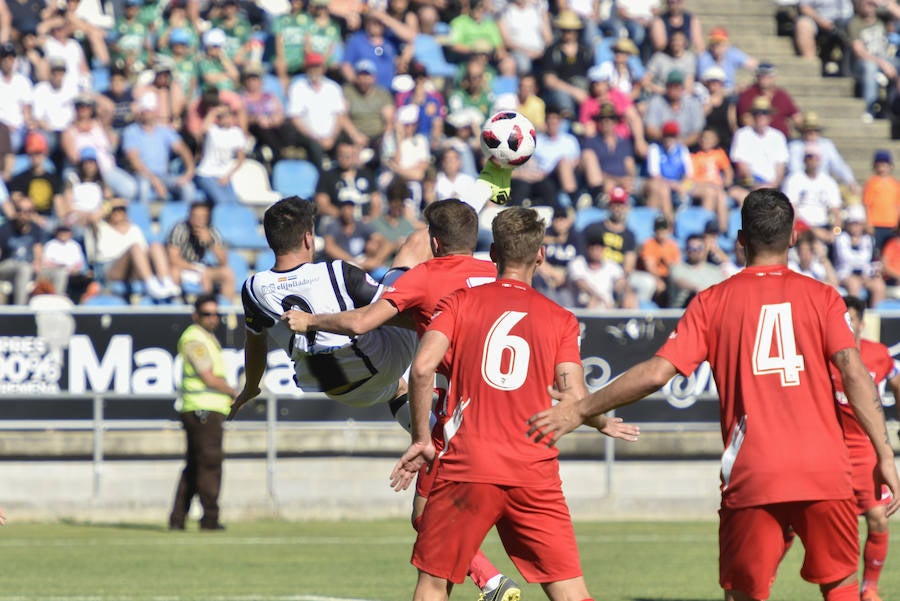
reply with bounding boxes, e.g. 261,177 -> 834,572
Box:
824,582 -> 860,601
466,550 -> 500,589
863,530 -> 889,591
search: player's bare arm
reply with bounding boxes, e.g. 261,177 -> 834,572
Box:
228,330 -> 266,421
833,346 -> 900,516
528,355 -> 677,447
389,329 -> 448,492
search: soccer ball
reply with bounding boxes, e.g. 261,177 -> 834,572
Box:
480,111 -> 536,168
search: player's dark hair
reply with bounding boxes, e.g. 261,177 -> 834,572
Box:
741,188 -> 794,254
423,198 -> 478,253
194,293 -> 217,312
264,196 -> 316,255
492,207 -> 545,266
843,295 -> 866,319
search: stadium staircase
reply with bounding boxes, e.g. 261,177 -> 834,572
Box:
689,0 -> 900,182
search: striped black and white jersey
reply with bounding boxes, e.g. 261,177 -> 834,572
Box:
242,259 -> 395,397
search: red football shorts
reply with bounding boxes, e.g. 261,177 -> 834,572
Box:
411,478 -> 583,584
849,447 -> 891,514
719,499 -> 858,600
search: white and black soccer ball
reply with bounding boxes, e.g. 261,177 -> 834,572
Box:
480,111 -> 537,168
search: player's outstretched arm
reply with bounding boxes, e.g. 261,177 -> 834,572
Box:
282,299 -> 401,337
467,158 -> 513,213
528,356 -> 677,447
228,330 -> 266,421
589,416 -> 641,442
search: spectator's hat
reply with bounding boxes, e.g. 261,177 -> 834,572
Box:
700,66 -> 726,83
845,204 -> 866,224
54,224 -> 72,234
48,57 -> 66,71
397,104 -> 420,125
0,43 -> 15,58
608,186 -> 629,204
756,62 -> 777,76
354,58 -> 377,75
594,101 -> 619,120
750,95 -> 772,114
708,26 -> 729,43
124,0 -> 141,7
24,131 -> 47,154
874,149 -> 893,164
203,28 -> 226,48
662,120 -> 680,137
587,64 -> 611,83
798,111 -> 822,132
138,93 -> 158,112
79,146 -> 98,162
554,10 -> 583,30
304,52 -> 325,68
665,70 -> 685,86
74,92 -> 96,106
446,107 -> 484,130
612,37 -> 639,56
169,28 -> 190,46
106,198 -> 128,215
703,220 -> 719,235
654,215 -> 670,230
408,61 -> 428,78
153,56 -> 174,73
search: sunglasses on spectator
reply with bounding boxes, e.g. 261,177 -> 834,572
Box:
687,245 -> 705,252
198,311 -> 219,317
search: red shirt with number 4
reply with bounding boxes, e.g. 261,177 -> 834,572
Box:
656,265 -> 856,509
426,279 -> 582,487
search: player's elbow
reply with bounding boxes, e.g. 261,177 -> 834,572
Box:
645,356 -> 678,390
410,358 -> 436,384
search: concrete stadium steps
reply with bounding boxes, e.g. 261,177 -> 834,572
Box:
689,0 -> 900,183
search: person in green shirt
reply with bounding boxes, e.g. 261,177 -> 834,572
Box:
447,0 -> 506,62
169,294 -> 237,531
211,0 -> 253,65
304,0 -> 342,67
273,0 -> 309,87
447,59 -> 494,122
111,0 -> 150,73
198,28 -> 240,92
137,0 -> 163,32
157,0 -> 200,56
167,29 -> 199,100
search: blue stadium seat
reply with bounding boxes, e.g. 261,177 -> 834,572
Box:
875,298 -> 900,312
91,67 -> 111,93
12,155 -> 55,177
262,73 -> 287,110
158,202 -> 190,241
83,294 -> 128,307
626,206 -> 660,246
227,249 -> 250,285
726,209 -> 742,241
254,249 -> 275,272
212,204 -> 268,250
574,207 -> 608,232
412,34 -> 457,79
272,159 -> 318,200
674,206 -> 716,247
127,202 -> 155,242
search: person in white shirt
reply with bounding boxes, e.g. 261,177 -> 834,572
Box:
42,21 -> 90,94
0,42 -> 34,152
782,142 -> 843,245
568,230 -> 629,309
833,204 -> 885,306
285,52 -> 346,172
195,105 -> 247,205
435,146 -> 477,201
498,0 -> 553,75
730,96 -> 788,190
31,58 -> 76,157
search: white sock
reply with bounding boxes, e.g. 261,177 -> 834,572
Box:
483,575 -> 503,592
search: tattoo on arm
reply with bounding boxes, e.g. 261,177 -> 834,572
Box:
560,371 -> 568,390
872,395 -> 890,446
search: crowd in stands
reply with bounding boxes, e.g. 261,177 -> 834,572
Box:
0,0 -> 897,310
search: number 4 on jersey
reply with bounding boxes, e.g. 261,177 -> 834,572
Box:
752,302 -> 805,387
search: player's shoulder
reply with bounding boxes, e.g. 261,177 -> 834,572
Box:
861,338 -> 891,358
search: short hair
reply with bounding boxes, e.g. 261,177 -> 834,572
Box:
194,293 -> 217,312
843,295 -> 866,319
740,188 -> 794,254
386,177 -> 408,202
264,196 -> 316,255
189,201 -> 210,214
423,198 -> 478,253
491,207 -> 546,266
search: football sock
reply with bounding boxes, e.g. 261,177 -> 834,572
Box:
862,530 -> 889,590
483,575 -> 502,592
823,582 -> 859,601
388,394 -> 411,433
477,160 -> 513,206
466,550 -> 500,589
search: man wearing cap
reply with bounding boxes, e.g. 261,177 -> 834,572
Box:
7,132 -> 62,227
540,10 -> 593,117
833,204 -> 886,307
0,42 -> 34,153
737,62 -> 801,137
696,26 -> 758,95
795,0 -> 853,62
314,138 -> 382,221
782,141 -> 843,245
568,227 -> 629,309
582,101 -> 638,199
133,59 -> 187,128
646,30 -> 697,96
644,69 -> 705,147
122,93 -> 196,204
639,215 -> 681,306
341,12 -> 398,90
31,57 -> 76,157
163,28 -> 199,100
286,52 -> 346,171
198,28 -> 240,92
787,111 -> 857,190
210,0 -> 253,65
111,0 -> 150,72
646,120 -> 693,223
510,105 -> 580,208
730,95 -> 789,191
863,150 -> 900,251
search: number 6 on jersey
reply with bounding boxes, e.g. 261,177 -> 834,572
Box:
482,311 -> 530,391
752,302 -> 805,387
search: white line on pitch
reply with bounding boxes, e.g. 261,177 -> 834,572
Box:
0,595 -> 381,601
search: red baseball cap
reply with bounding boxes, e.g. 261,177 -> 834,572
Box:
662,120 -> 680,137
608,186 -> 629,204
304,53 -> 325,68
24,131 -> 48,154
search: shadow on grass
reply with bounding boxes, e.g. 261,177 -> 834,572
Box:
59,518 -> 169,532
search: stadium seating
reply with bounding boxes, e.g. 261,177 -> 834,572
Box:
272,159 -> 318,200
574,207 -> 608,232
227,250 -> 250,285
11,155 -> 55,177
212,204 -> 269,250
158,202 -> 190,241
231,159 -> 282,206
626,206 -> 660,246
126,202 -> 155,243
412,34 -> 458,79
254,249 -> 275,272
83,294 -> 129,307
674,206 -> 716,248
262,73 -> 287,110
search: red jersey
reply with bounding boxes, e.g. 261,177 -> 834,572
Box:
380,254 -> 497,337
427,279 -> 582,487
830,338 -> 898,455
657,265 -> 856,509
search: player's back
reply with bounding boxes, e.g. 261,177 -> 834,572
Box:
428,279 -> 581,488
660,265 -> 856,508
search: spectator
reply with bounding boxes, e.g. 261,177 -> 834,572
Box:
730,96 -> 789,190
184,85 -> 248,154
567,229 -> 629,309
165,202 -> 236,302
644,69 -> 705,146
6,131 -> 62,228
157,4 -> 200,58
540,10 -> 593,118
209,0 -> 253,67
516,73 -> 546,132
91,200 -> 179,300
133,59 -> 187,129
0,120 -> 12,182
849,0 -> 899,122
302,0 -> 344,69
41,21 -> 88,94
579,65 -> 646,154
165,28 -> 199,100
667,233 -> 726,308
286,52 -> 346,172
14,29 -> 46,88
122,93 -> 196,205
412,4 -> 457,80
97,66 -> 136,136
41,224 -> 97,303
0,197 -> 46,304
60,93 -> 138,201
537,205 -> 579,307
371,178 -> 419,262
639,214 -> 681,307
441,110 -> 481,178
736,62 -> 801,138
434,145 -> 476,202
371,0 -> 419,55
342,12 -> 399,90
611,0 -> 660,51
448,59 -> 494,123
649,0 -> 704,53
110,0 -> 150,75
31,57 -> 75,161
381,104 -> 430,202
272,0 -> 311,90
581,102 -> 638,200
498,0 -> 552,76
602,37 -> 645,101
787,111 -> 857,191
833,204 -> 885,306
322,199 -> 392,276
645,30 -> 696,95
645,120 -> 693,222
198,28 -> 240,92
795,0 -> 853,63
239,63 -> 289,164
342,59 -> 395,156
690,128 -> 733,233
0,41 -> 33,153
510,105 -> 580,207
696,26 -> 758,96
782,142 -> 843,245
314,138 -> 382,221
861,150 -> 900,253
447,0 -> 505,63
879,220 -> 900,289
788,229 -> 839,286
395,61 -> 445,151
195,104 -> 246,206
57,147 -> 109,237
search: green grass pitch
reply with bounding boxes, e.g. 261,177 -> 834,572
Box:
0,520 -> 892,600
